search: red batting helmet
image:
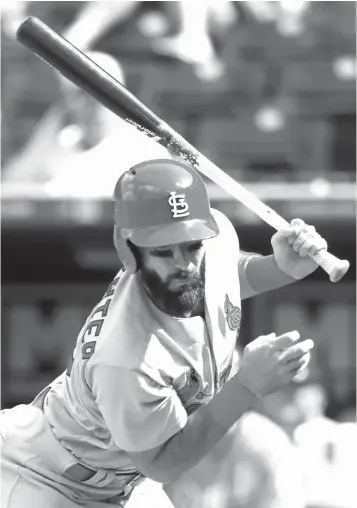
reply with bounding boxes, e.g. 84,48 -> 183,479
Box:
113,159 -> 219,273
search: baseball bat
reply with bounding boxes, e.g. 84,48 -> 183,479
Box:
16,16 -> 349,282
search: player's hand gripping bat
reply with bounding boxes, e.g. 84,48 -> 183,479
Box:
16,17 -> 350,282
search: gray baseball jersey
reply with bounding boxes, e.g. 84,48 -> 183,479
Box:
44,209 -> 244,471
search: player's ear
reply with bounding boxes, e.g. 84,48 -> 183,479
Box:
127,240 -> 142,270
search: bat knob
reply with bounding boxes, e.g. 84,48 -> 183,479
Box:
329,259 -> 350,283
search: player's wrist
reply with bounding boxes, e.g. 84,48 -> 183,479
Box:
207,374 -> 259,428
271,253 -> 299,279
235,371 -> 263,400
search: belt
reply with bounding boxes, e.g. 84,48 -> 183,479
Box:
31,386 -> 98,481
30,386 -> 145,502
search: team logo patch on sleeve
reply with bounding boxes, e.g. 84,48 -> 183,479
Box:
224,294 -> 241,331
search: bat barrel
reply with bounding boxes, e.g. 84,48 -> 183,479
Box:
16,17 -> 162,131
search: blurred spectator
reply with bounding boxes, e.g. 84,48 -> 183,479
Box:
256,384 -> 306,439
293,383 -> 357,508
56,0 -> 139,51
2,0 -> 232,83
149,0 -> 311,82
151,0 -> 236,82
163,411 -> 306,508
1,1 -> 139,46
2,50 -> 172,196
1,2 -> 29,39
242,1 -> 310,36
276,1 -> 310,37
253,381 -> 357,508
3,2 -> 191,193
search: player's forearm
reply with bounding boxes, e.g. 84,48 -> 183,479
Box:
144,376 -> 258,482
241,254 -> 296,298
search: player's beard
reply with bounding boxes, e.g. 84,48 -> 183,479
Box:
141,257 -> 205,318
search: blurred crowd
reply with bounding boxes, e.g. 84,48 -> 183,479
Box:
2,1 -> 356,189
1,2 -> 356,508
1,1 -> 318,80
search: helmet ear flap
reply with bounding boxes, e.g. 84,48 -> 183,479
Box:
113,226 -> 138,274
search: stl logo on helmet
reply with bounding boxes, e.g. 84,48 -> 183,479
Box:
168,191 -> 190,219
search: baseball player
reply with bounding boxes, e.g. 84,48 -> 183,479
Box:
1,159 -> 327,508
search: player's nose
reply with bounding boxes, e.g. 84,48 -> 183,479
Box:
172,245 -> 189,270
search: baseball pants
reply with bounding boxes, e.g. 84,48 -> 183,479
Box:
0,391 -> 173,508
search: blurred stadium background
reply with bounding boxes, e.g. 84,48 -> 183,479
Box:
1,2 -> 356,508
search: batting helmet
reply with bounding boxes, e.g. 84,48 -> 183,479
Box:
113,159 -> 219,273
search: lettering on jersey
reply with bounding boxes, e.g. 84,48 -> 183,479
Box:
66,274 -> 121,376
84,319 -> 104,338
104,276 -> 121,298
91,299 -> 111,318
82,341 -> 96,359
224,294 -> 241,333
168,191 -> 190,219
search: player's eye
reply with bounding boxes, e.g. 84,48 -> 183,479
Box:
152,249 -> 173,258
187,241 -> 203,253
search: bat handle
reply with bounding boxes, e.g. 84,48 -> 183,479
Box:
308,250 -> 350,282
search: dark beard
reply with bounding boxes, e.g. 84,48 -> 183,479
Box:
141,258 -> 206,318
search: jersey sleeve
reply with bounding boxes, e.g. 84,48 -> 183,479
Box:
212,208 -> 260,299
211,208 -> 240,256
87,364 -> 188,452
